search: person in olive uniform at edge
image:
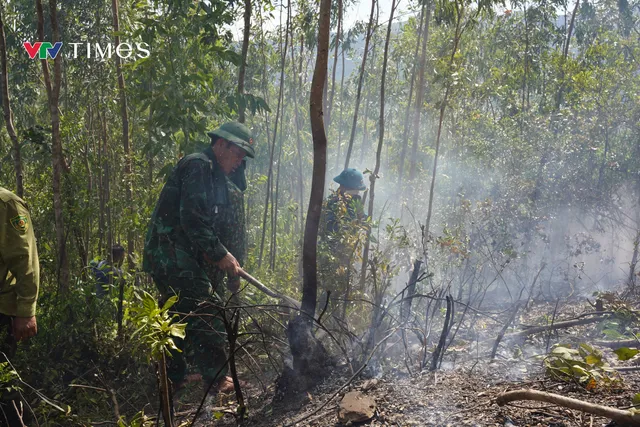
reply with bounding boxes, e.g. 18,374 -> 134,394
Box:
0,187 -> 39,426
143,121 -> 254,398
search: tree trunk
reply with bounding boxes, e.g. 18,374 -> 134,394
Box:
344,0 -> 377,169
407,0 -> 432,183
0,5 -> 23,197
326,0 -> 342,131
270,2 -> 292,271
290,31 -> 305,248
259,1 -> 290,268
238,0 -> 251,123
423,1 -> 465,260
111,0 -> 134,279
359,0 -> 397,287
397,5 -> 425,188
334,44 -> 346,171
38,0 -> 69,291
282,0 -> 333,396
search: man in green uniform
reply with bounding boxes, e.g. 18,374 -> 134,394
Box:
143,121 -> 254,396
319,168 -> 367,318
0,187 -> 39,426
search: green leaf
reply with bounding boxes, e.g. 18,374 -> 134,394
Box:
613,347 -> 639,361
162,295 -> 179,312
633,393 -> 640,405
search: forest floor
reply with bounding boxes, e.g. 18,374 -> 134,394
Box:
173,296 -> 640,427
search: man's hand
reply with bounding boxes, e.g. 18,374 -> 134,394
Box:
13,316 -> 37,342
227,276 -> 241,293
216,253 -> 241,276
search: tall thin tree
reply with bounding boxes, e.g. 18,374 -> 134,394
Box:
359,0 -> 398,287
37,0 -> 69,290
344,0 -> 377,169
259,0 -> 290,268
397,4 -> 426,187
238,0 -> 251,123
0,4 -> 23,197
111,0 -> 132,337
326,0 -> 342,130
407,0 -> 432,183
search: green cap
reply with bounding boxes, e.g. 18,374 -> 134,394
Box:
207,122 -> 255,159
334,168 -> 367,191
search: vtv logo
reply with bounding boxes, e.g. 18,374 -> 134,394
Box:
23,42 -> 63,59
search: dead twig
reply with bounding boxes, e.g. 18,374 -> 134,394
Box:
496,389 -> 640,426
503,315 -> 610,340
491,302 -> 522,361
431,295 -> 453,371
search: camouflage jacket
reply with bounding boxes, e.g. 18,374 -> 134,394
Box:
143,146 -> 246,284
323,191 -> 364,237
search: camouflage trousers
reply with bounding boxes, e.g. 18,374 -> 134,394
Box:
154,275 -> 228,386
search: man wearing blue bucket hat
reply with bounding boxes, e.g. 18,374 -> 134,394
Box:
325,168 -> 366,234
319,168 -> 367,318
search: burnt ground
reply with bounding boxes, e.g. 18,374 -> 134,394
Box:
175,297 -> 640,427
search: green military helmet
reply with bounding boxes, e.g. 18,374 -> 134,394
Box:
207,121 -> 255,159
333,168 -> 367,191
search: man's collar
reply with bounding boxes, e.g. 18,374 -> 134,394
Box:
203,145 -> 220,168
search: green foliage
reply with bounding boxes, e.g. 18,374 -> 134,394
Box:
613,347 -> 639,361
117,410 -> 154,427
544,343 -> 620,390
0,361 -> 21,399
127,291 -> 186,361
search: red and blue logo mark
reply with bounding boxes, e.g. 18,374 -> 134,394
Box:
23,42 -> 63,59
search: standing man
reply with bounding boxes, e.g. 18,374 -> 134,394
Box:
319,168 -> 367,319
0,186 -> 39,426
143,122 -> 254,396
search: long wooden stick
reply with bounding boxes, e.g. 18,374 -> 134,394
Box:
238,269 -> 301,309
504,315 -> 609,340
497,389 -> 640,426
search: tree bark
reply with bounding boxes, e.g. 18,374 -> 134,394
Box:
238,0 -> 251,123
344,0 -> 377,169
290,30 -> 305,247
326,0 -> 341,130
282,0 -> 333,396
302,0 -> 331,317
0,5 -> 23,197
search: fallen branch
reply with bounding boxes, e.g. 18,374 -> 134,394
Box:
614,366 -> 640,372
504,315 -> 610,340
496,389 -> 640,426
